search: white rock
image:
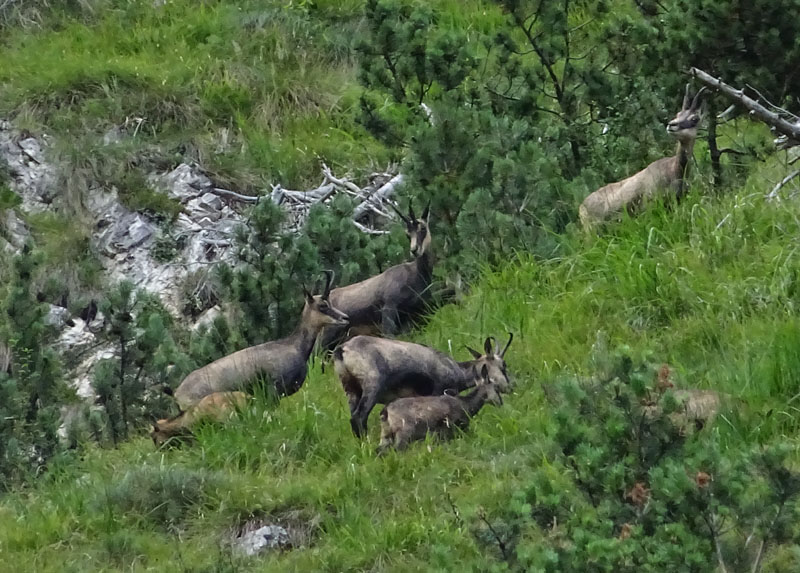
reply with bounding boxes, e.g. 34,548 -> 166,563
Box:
235,525 -> 290,556
45,304 -> 73,329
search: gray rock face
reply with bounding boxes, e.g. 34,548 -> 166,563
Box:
0,120 -> 57,212
2,121 -> 246,406
234,525 -> 291,556
45,304 -> 73,329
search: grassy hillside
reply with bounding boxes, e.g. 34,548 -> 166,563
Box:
2,157 -> 800,570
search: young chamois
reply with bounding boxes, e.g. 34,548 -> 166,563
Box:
376,365 -> 503,455
334,333 -> 513,438
318,201 -> 434,350
579,84 -> 706,229
150,391 -> 249,447
171,271 -> 349,410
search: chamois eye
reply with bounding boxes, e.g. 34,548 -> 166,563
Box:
319,302 -> 329,310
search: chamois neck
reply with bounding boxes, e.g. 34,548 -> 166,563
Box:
455,360 -> 480,390
416,250 -> 434,281
675,139 -> 695,174
290,312 -> 324,359
460,386 -> 489,417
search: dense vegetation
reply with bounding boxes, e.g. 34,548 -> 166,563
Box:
1,0 -> 800,570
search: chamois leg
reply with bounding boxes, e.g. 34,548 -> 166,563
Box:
380,305 -> 401,337
351,389 -> 379,438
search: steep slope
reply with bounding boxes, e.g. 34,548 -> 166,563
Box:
2,174 -> 799,570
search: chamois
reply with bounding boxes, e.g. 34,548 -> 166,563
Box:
376,365 -> 503,454
334,333 -> 513,438
150,391 -> 249,447
318,201 -> 434,350
579,84 -> 706,229
172,271 -> 349,410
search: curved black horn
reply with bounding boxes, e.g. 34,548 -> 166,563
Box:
682,83 -> 691,110
388,201 -> 410,224
322,269 -> 334,298
421,199 -> 431,222
408,200 -> 417,222
465,345 -> 482,359
690,86 -> 707,111
501,332 -> 514,358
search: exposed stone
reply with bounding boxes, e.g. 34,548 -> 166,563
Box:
45,304 -> 73,329
234,525 -> 291,556
192,305 -> 223,332
0,122 -> 57,211
1,209 -> 30,253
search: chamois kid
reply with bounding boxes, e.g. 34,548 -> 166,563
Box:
376,365 -> 503,454
150,391 -> 248,447
579,84 -> 706,229
334,333 -> 513,438
318,201 -> 434,350
171,271 -> 348,410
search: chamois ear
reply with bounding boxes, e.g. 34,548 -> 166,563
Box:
302,284 -> 314,304
682,83 -> 691,110
480,364 -> 490,382
500,332 -> 513,358
465,345 -> 482,359
321,269 -> 335,299
421,200 -> 430,223
484,337 -> 494,355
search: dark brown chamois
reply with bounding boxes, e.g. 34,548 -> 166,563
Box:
172,271 -> 348,410
376,365 -> 503,454
334,333 -> 513,438
318,201 -> 434,350
579,85 -> 706,229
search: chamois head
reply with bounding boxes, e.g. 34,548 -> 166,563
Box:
666,84 -> 706,143
302,270 -> 350,329
478,364 -> 504,407
465,333 -> 514,392
391,200 -> 431,258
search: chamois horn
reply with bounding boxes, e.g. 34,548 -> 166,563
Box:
408,200 -> 417,222
500,332 -> 513,358
322,269 -> 335,299
689,86 -> 707,111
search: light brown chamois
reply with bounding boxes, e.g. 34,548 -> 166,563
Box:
150,391 -> 249,447
171,271 -> 349,410
579,85 -> 706,229
318,201 -> 434,350
376,365 -> 503,455
334,333 -> 513,438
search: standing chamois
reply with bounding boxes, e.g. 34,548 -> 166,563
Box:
171,271 -> 349,410
579,84 -> 706,229
376,365 -> 503,454
151,391 -> 249,447
318,201 -> 434,350
334,333 -> 513,438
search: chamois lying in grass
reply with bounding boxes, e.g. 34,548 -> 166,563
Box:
318,201 -> 434,350
334,333 -> 513,437
171,271 -> 348,410
376,365 -> 503,455
150,391 -> 248,447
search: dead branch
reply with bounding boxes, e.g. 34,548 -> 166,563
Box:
766,169 -> 800,201
691,68 -> 800,147
351,173 -> 405,220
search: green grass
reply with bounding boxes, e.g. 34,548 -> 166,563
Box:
3,162 -> 800,570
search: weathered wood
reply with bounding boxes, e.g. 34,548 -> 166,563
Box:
690,67 -> 800,146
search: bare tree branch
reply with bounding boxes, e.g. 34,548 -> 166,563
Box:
691,68 -> 800,147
